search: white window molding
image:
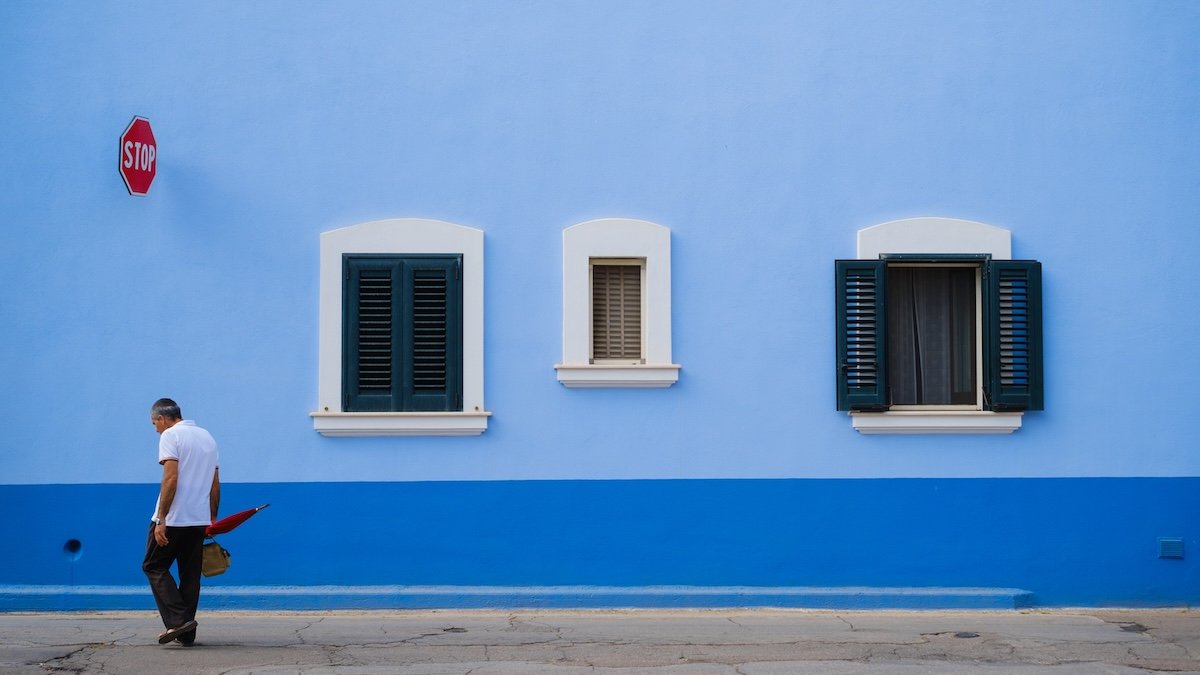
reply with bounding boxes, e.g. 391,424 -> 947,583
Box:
851,411 -> 1023,435
310,411 -> 491,437
313,218 -> 489,436
850,217 -> 1020,435
858,217 -> 1011,260
556,218 -> 680,388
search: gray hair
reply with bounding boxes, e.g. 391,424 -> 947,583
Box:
151,398 -> 182,421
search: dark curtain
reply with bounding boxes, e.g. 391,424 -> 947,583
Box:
887,267 -> 976,405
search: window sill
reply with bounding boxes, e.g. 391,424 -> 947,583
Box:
311,411 -> 491,437
850,411 -> 1023,435
555,364 -> 681,388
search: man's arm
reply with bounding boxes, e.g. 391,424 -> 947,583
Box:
154,459 -> 178,546
209,467 -> 221,522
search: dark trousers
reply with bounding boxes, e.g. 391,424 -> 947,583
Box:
142,523 -> 207,630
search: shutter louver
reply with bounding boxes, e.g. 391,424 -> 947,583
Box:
356,271 -> 393,393
592,263 -> 642,362
836,260 -> 889,411
402,257 -> 462,412
984,260 -> 1043,411
411,268 -> 448,392
343,258 -> 400,412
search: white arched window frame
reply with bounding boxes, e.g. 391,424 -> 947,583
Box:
849,217 -> 1026,435
556,218 -> 680,388
312,218 -> 490,436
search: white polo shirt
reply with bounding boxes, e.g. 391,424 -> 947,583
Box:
151,420 -> 220,527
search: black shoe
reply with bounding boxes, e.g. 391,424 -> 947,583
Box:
158,620 -> 198,645
176,624 -> 197,646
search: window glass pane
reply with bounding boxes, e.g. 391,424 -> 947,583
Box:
886,267 -> 976,405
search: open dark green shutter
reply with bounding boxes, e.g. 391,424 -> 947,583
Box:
343,256 -> 401,412
984,260 -> 1043,411
344,255 -> 463,412
401,257 -> 463,412
836,260 -> 889,411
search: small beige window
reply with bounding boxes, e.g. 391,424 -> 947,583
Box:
557,218 -> 678,388
590,258 -> 644,364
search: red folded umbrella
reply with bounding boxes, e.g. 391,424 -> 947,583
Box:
206,503 -> 270,537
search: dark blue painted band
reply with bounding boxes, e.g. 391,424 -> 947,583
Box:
2,478 -> 1196,607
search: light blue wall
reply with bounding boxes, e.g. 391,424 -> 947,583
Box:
2,4 -> 1198,484
2,0 -> 1200,600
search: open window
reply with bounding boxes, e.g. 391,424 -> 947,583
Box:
835,218 -> 1043,434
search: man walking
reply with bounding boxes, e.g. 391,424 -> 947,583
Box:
142,398 -> 220,645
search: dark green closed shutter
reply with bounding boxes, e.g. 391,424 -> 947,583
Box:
835,260 -> 889,411
405,260 -> 462,411
344,255 -> 463,412
983,260 -> 1043,411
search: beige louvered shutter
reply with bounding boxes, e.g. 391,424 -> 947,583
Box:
591,261 -> 643,363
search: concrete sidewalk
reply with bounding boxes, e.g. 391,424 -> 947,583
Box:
1,608 -> 1199,674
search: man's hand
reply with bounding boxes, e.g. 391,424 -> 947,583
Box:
154,521 -> 169,546
155,459 -> 178,547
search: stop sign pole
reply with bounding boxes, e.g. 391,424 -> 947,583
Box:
119,116 -> 157,196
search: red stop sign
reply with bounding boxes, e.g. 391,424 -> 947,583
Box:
119,116 -> 157,195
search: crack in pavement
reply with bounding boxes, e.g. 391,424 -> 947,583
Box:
38,644 -> 94,673
292,616 -> 324,646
